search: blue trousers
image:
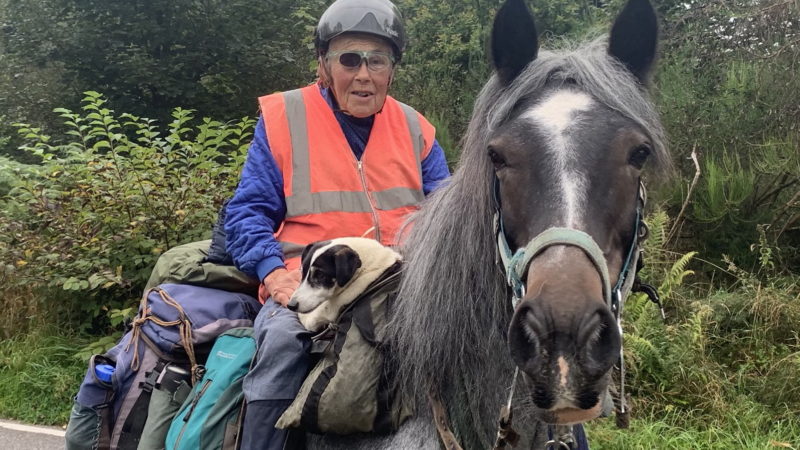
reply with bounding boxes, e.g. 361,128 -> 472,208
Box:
240,300 -> 311,450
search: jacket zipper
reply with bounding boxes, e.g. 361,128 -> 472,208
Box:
173,378 -> 212,449
356,159 -> 381,242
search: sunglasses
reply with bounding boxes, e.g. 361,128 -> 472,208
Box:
326,50 -> 395,72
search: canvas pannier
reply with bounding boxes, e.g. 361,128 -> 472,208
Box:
65,284 -> 261,450
276,267 -> 412,434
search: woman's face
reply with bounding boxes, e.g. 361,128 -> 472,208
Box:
323,34 -> 395,118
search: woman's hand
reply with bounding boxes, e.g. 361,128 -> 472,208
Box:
260,267 -> 302,306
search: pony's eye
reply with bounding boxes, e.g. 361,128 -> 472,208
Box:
628,144 -> 651,169
488,147 -> 506,170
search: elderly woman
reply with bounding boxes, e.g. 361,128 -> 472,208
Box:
223,0 -> 450,447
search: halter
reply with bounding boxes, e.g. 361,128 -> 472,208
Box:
491,176 -> 647,450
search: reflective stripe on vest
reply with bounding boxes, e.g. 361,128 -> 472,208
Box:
260,85 -> 435,269
280,90 -> 425,217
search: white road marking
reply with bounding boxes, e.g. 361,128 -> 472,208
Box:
0,420 -> 66,437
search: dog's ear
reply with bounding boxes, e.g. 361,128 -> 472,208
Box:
300,243 -> 314,266
334,247 -> 361,287
301,240 -> 330,277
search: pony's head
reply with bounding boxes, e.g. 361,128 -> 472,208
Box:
488,0 -> 666,424
391,0 -> 669,440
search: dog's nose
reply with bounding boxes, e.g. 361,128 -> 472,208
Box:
286,299 -> 299,311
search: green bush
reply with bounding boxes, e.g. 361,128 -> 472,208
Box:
654,0 -> 800,271
620,210 -> 800,426
0,92 -> 252,333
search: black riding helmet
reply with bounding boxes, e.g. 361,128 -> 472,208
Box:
314,0 -> 407,61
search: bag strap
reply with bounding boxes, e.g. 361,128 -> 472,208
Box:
300,306 -> 356,432
232,342 -> 258,450
116,360 -> 167,450
352,261 -> 403,305
96,390 -> 115,450
334,260 -> 403,331
125,287 -> 201,385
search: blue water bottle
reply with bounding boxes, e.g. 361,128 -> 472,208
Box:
95,363 -> 115,384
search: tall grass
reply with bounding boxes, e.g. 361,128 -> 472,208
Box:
588,408 -> 800,449
585,209 -> 800,448
0,330 -> 89,425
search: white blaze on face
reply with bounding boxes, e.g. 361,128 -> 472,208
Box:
522,91 -> 594,228
557,356 -> 570,389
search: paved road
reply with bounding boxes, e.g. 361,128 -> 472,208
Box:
0,420 -> 65,450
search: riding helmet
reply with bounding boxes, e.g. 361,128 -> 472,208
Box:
314,0 -> 407,60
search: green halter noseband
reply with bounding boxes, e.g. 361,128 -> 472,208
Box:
492,178 -> 644,313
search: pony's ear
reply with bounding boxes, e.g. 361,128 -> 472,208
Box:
608,0 -> 659,83
491,0 -> 539,85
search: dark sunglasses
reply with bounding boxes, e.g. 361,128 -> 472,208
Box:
326,50 -> 395,72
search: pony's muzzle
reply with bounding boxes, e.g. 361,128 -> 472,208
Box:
507,245 -> 621,414
508,301 -> 619,376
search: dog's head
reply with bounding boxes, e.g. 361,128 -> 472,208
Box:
287,238 -> 400,314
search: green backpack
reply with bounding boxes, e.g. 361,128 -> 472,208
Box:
276,266 -> 412,434
165,327 -> 256,450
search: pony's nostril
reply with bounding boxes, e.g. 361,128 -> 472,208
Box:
580,307 -> 621,374
523,309 -> 544,346
508,304 -> 542,370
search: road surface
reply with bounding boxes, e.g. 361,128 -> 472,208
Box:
0,420 -> 65,450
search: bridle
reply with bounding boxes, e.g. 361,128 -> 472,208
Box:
427,176 -> 663,450
490,176 -> 660,449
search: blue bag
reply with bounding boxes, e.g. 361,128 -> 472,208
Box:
65,284 -> 261,450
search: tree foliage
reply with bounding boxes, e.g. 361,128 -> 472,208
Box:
655,0 -> 800,269
0,0 -> 323,132
0,92 -> 252,331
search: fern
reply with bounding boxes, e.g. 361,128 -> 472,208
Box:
659,251 -> 697,301
642,209 -> 669,257
625,333 -> 664,375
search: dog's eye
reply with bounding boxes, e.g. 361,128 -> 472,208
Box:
309,266 -> 336,288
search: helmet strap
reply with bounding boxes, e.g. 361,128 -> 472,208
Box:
317,56 -> 332,89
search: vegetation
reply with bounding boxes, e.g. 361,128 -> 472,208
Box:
586,210 -> 800,447
1,92 -> 253,334
0,0 -> 797,446
0,331 -> 90,424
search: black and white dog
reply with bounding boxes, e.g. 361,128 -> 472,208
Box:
287,237 -> 402,332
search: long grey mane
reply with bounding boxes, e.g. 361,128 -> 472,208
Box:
388,38 -> 669,447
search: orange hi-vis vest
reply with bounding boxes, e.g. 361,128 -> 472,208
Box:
258,85 -> 436,271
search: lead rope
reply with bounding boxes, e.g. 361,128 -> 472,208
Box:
492,286 -> 523,450
609,181 -> 648,429
492,366 -> 521,449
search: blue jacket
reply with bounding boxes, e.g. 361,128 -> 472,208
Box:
225,86 -> 451,281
